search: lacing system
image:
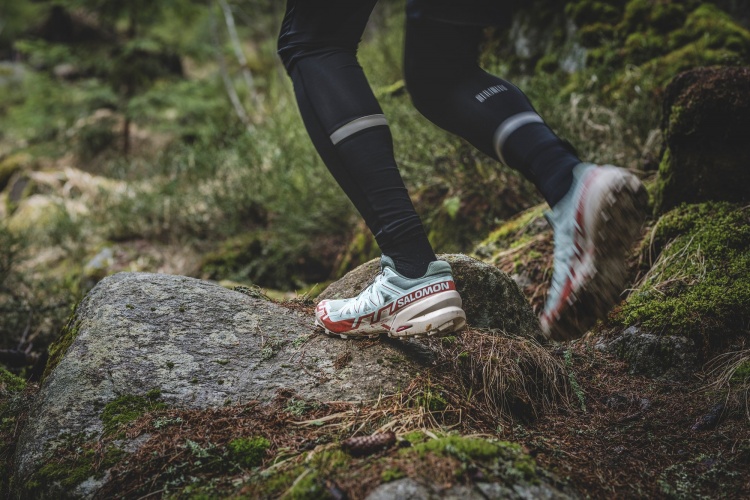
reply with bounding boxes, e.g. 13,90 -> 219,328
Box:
339,270 -> 387,316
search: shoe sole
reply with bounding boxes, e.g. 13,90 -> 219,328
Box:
317,291 -> 467,340
542,167 -> 648,341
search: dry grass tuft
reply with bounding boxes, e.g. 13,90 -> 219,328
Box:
293,378 -> 461,435
429,329 -> 571,425
702,347 -> 750,421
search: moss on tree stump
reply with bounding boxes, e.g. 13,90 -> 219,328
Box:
655,66 -> 750,214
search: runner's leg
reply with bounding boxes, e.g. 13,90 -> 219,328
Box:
403,11 -> 579,207
278,0 -> 436,279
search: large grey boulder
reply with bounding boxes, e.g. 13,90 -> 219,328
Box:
14,273 -> 438,493
14,264 -> 559,498
319,254 -> 542,340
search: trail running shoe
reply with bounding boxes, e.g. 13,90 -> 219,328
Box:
541,163 -> 648,341
315,256 -> 466,339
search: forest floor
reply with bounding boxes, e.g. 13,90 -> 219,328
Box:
9,329 -> 745,499
517,340 -> 750,499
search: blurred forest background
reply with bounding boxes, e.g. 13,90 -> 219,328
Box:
1,0 -> 749,373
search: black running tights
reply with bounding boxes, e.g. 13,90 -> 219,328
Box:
277,0 -> 579,278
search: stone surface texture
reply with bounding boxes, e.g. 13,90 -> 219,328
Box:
596,326 -> 699,380
14,273 -> 437,487
366,477 -> 573,500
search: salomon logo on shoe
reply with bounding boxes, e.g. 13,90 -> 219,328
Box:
396,281 -> 453,308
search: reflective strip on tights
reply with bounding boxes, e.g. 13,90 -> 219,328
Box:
330,114 -> 388,145
493,112 -> 544,165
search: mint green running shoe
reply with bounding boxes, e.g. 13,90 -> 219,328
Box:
315,256 -> 466,339
541,163 -> 648,341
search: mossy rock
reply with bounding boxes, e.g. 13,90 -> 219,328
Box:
619,0 -> 686,34
577,22 -> 617,48
1,367 -> 29,497
608,202 -> 750,371
0,153 -> 31,192
200,229 -> 332,290
654,66 -> 750,213
566,0 -> 622,27
567,1 -> 750,102
318,253 -> 542,340
333,223 -> 381,279
242,434 -> 573,499
623,30 -> 666,64
670,4 -> 750,54
600,326 -> 700,380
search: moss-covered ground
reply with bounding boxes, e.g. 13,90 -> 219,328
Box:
9,340 -> 749,499
611,202 -> 750,349
565,1 -> 750,98
0,368 -> 32,497
472,204 -> 554,314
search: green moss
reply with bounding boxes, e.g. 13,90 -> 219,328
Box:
409,435 -> 538,482
0,367 -> 25,394
566,0 -> 621,26
618,0 -> 685,34
613,202 -> 750,343
0,152 -> 30,191
23,436 -> 125,498
670,4 -> 750,53
264,451 -> 350,499
1,367 -> 29,495
254,464 -> 307,498
578,22 -> 616,47
564,1 -> 750,104
402,431 -> 428,445
412,435 -> 508,460
417,387 -> 448,412
381,467 -> 405,482
440,335 -> 457,346
474,204 -> 546,259
650,2 -> 686,33
730,360 -> 750,384
243,434 -> 540,498
42,303 -> 82,381
228,436 -> 270,468
284,467 -> 322,500
100,389 -> 166,436
623,30 -> 666,64
619,0 -> 651,32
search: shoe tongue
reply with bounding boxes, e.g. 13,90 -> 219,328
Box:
380,254 -> 396,272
